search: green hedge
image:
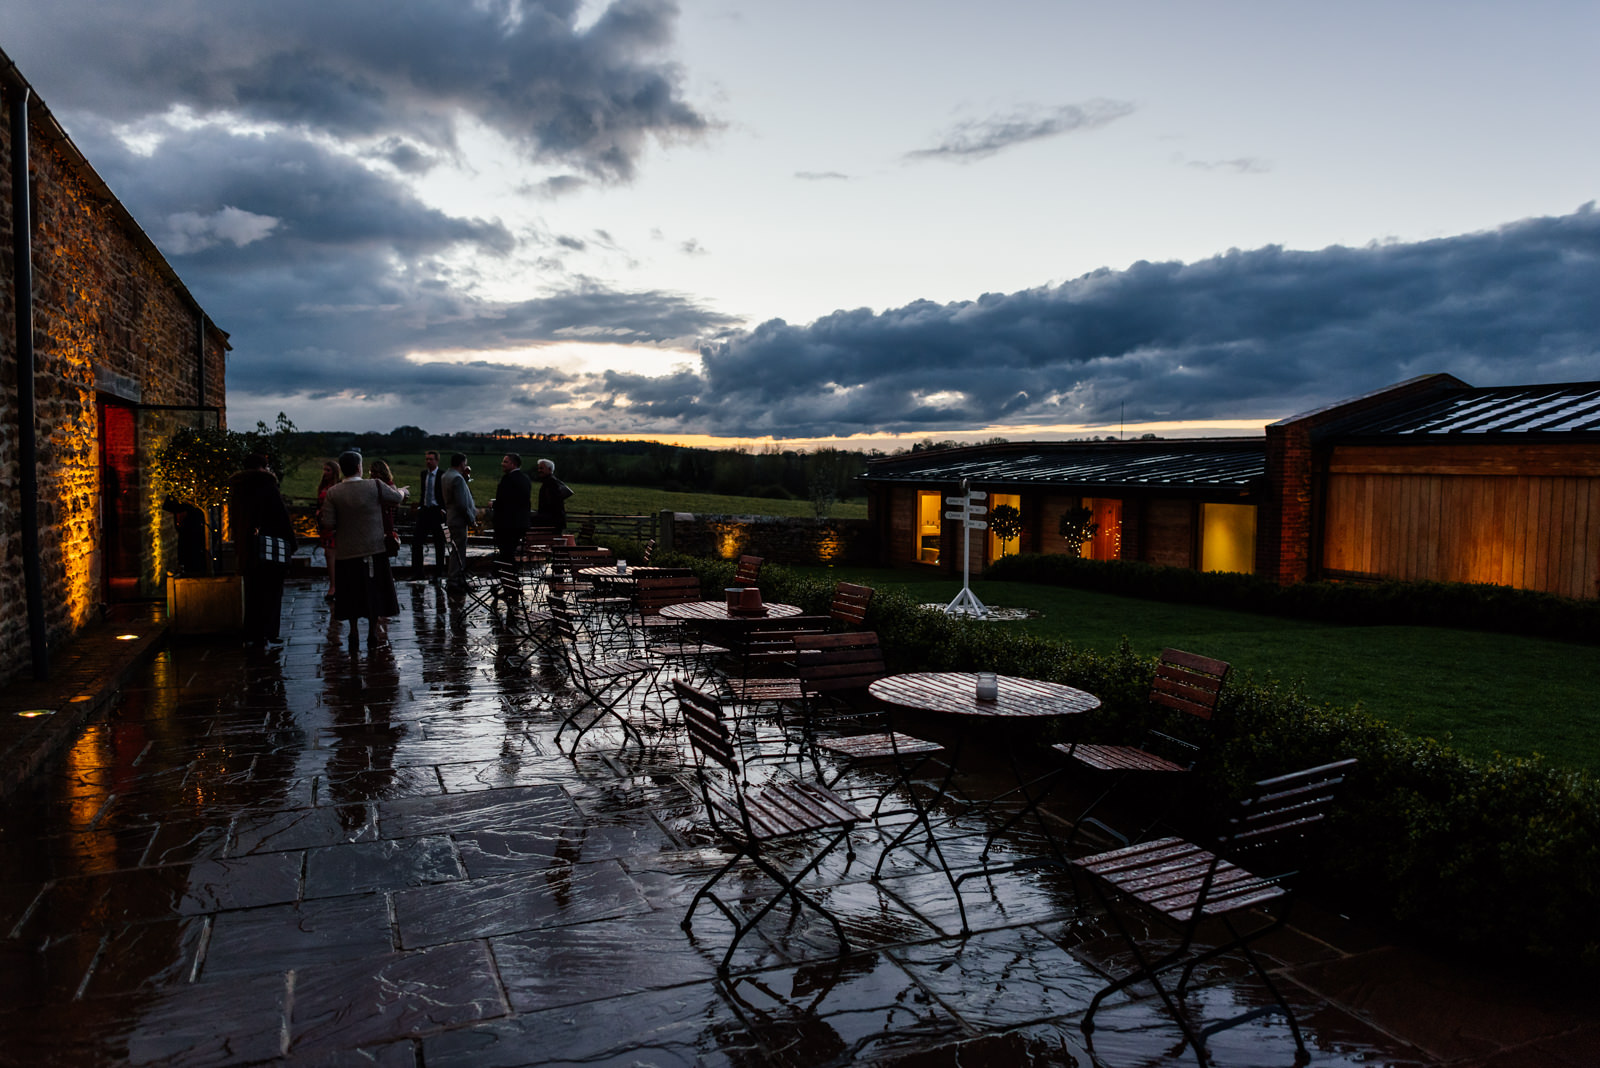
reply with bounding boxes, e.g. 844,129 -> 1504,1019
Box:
982,553 -> 1600,645
674,553 -> 1600,968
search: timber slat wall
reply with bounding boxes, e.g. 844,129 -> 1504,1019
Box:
1322,444 -> 1600,599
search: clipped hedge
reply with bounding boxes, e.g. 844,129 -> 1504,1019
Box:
983,553 -> 1600,645
674,554 -> 1600,968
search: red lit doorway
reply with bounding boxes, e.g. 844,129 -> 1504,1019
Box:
98,398 -> 143,601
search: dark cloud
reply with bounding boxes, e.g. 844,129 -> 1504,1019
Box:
74,123 -> 513,267
597,207 -> 1600,438
905,99 -> 1136,163
9,0 -> 710,182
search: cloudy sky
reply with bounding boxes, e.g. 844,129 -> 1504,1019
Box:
8,1 -> 1600,444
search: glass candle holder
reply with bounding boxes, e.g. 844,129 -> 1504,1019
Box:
617,559 -> 627,574
725,587 -> 743,610
975,672 -> 999,701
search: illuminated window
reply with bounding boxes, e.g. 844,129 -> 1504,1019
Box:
986,493 -> 1022,563
915,491 -> 941,564
1079,498 -> 1123,561
1201,503 -> 1257,574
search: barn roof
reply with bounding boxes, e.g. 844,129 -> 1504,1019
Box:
860,438 -> 1265,496
1327,381 -> 1600,440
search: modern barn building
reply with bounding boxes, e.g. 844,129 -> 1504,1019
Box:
862,374 -> 1600,600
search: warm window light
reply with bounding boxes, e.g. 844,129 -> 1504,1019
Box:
17,709 -> 54,718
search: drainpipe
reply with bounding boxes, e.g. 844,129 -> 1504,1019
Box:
9,84 -> 48,680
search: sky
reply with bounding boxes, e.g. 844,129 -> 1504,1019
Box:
7,1 -> 1600,447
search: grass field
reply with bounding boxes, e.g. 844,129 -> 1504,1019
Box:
787,565 -> 1599,774
280,454 -> 866,520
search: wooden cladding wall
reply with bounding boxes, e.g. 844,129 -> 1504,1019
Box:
1321,467 -> 1600,599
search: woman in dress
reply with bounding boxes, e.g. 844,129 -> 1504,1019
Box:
319,451 -> 408,649
369,459 -> 406,621
315,460 -> 341,601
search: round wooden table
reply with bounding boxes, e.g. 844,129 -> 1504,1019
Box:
869,672 -> 1100,721
867,671 -> 1101,930
658,600 -> 804,622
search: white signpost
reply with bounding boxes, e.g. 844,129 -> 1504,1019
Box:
944,481 -> 990,618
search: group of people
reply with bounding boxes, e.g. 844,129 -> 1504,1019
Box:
410,451 -> 571,588
292,450 -> 570,648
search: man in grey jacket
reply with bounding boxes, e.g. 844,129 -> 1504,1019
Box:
440,452 -> 477,590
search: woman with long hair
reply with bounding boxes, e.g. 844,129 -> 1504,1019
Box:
368,459 -> 405,623
315,460 -> 340,600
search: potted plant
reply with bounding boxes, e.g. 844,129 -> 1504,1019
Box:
152,424 -> 249,633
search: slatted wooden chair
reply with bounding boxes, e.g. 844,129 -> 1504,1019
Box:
1074,759 -> 1357,1066
441,524 -> 497,618
1057,648 -> 1230,847
976,649 -> 1230,871
630,575 -> 728,691
827,581 -> 874,629
733,554 -> 763,587
546,595 -> 657,755
790,632 -> 947,802
676,681 -> 864,975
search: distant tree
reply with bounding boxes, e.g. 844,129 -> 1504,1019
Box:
244,411 -> 301,481
390,424 -> 428,443
806,448 -> 848,519
989,503 -> 1024,557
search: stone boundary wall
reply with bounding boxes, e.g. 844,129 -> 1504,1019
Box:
663,513 -> 874,567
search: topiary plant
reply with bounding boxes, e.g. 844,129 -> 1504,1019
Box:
989,503 -> 1024,557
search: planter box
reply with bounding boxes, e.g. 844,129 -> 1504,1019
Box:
166,574 -> 243,635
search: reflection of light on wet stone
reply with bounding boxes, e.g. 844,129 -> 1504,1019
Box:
920,604 -> 1039,621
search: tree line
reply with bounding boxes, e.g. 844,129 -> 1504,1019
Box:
282,425 -> 883,505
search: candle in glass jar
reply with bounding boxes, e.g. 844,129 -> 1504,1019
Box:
975,672 -> 999,701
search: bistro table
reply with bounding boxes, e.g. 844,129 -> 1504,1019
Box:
658,600 -> 804,623
867,671 -> 1101,931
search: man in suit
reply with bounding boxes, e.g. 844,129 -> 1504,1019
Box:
490,453 -> 533,591
440,452 -> 477,591
411,450 -> 446,584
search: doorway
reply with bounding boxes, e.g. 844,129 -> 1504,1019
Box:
98,398 -> 142,601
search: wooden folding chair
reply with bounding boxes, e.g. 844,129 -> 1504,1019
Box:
546,595 -> 657,755
1057,648 -> 1230,847
733,554 -> 763,587
630,575 -> 728,692
1074,759 -> 1357,1066
827,581 -> 873,629
982,648 -> 1231,861
676,682 -> 863,975
441,524 -> 497,618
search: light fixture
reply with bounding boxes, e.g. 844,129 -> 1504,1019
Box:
116,633 -> 140,640
17,709 -> 54,718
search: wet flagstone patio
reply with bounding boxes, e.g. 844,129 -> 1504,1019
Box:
2,578 -> 1597,1066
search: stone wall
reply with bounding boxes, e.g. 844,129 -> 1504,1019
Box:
664,513 -> 874,567
1,88 -> 227,685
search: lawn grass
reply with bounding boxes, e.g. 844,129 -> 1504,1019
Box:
280,454 -> 866,519
790,564 -> 1599,774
